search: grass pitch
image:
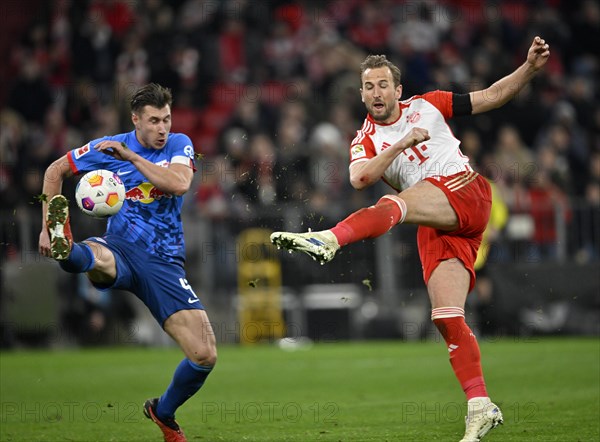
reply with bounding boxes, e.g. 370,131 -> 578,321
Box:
1,338 -> 599,441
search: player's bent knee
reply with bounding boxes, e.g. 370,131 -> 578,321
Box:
188,346 -> 217,367
84,241 -> 116,272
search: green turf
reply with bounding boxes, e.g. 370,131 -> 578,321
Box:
1,338 -> 599,441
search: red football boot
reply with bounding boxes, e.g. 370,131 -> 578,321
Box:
143,398 -> 187,442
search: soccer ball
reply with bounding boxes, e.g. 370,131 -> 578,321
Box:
75,170 -> 125,218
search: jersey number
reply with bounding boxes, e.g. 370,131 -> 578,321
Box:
179,277 -> 198,298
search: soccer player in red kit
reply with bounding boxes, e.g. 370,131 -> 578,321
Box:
272,36 -> 550,441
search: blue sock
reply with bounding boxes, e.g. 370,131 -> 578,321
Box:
59,243 -> 95,273
156,359 -> 213,419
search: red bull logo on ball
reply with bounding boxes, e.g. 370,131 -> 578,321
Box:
125,182 -> 172,203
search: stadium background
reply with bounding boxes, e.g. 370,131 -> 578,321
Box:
0,0 -> 598,347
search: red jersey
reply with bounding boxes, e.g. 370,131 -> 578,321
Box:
349,91 -> 472,191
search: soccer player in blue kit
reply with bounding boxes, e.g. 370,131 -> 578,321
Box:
38,83 -> 214,442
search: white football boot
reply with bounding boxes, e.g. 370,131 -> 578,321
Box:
459,398 -> 503,441
270,230 -> 340,264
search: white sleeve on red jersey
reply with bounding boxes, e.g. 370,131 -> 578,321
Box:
349,118 -> 377,166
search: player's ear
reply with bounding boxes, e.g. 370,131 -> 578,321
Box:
360,88 -> 364,103
395,84 -> 403,100
131,112 -> 139,127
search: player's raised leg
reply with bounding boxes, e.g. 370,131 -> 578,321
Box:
428,259 -> 503,441
45,195 -> 118,285
144,309 -> 217,442
270,180 -> 454,263
271,194 -> 406,263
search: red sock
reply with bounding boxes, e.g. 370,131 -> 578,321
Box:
330,195 -> 406,246
432,307 -> 488,400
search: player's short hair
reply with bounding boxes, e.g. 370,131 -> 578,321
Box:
130,83 -> 173,113
360,55 -> 402,87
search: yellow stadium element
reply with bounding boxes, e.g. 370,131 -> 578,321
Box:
237,228 -> 285,344
475,180 -> 509,271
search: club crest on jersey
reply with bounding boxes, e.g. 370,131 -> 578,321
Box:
351,144 -> 366,159
74,143 -> 90,159
406,111 -> 421,124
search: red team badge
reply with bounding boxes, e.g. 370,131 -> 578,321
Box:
406,111 -> 421,124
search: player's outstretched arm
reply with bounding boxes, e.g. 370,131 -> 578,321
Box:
39,154 -> 73,257
469,36 -> 550,115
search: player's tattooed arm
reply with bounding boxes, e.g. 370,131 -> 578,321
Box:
39,154 -> 73,254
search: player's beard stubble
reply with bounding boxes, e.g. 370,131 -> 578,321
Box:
366,100 -> 396,123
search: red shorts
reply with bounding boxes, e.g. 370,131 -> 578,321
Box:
417,172 -> 492,292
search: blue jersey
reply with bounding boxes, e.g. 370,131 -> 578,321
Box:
67,130 -> 196,263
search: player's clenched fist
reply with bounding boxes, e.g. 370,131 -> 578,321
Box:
527,36 -> 550,71
399,127 -> 430,150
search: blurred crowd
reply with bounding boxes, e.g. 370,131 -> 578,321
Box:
1,0 -> 599,263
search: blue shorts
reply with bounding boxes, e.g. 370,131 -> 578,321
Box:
86,235 -> 204,326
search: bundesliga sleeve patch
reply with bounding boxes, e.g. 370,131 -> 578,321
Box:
351,144 -> 366,160
74,143 -> 90,159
